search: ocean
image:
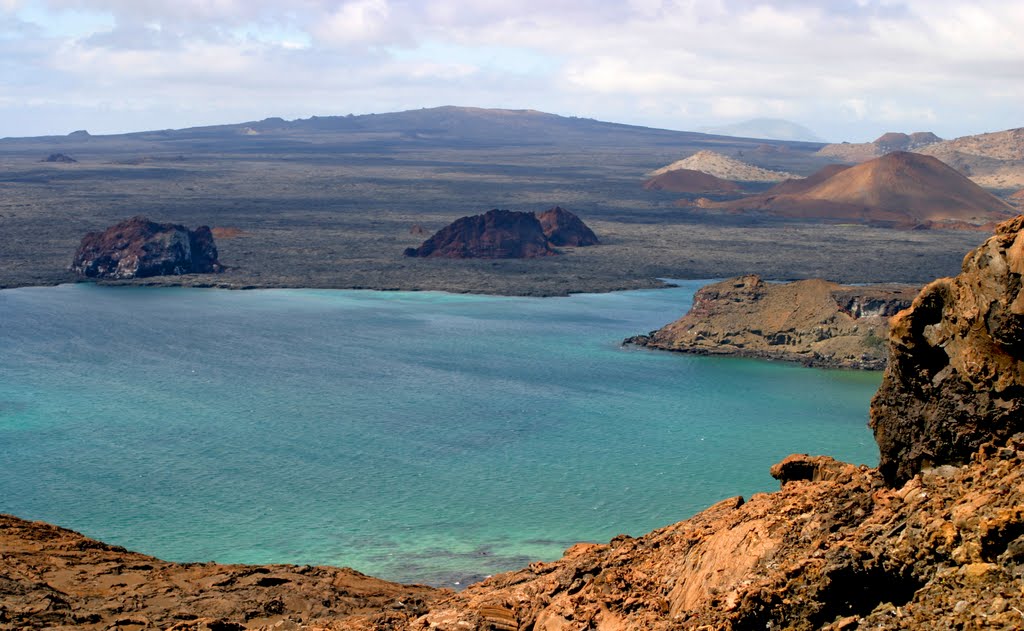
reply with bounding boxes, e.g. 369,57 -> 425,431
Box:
0,281 -> 880,586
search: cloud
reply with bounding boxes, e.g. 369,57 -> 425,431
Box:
1,0 -> 1022,139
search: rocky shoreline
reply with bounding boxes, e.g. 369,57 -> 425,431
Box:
625,275 -> 918,370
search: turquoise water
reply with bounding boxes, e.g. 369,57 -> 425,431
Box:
0,281 -> 880,586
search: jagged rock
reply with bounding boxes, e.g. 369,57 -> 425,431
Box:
403,209 -> 555,258
534,206 -> 599,246
628,274 -> 917,369
70,216 -> 222,279
870,215 -> 1024,486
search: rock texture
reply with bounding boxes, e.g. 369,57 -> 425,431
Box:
71,216 -> 222,279
535,206 -> 600,246
870,215 -> 1024,485
710,152 -> 1016,229
403,209 -> 555,259
0,514 -> 443,631
626,274 -> 916,369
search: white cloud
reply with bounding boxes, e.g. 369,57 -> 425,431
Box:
311,0 -> 395,48
1,0 -> 1023,139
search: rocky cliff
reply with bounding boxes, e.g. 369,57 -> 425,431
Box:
626,275 -> 917,369
870,215 -> 1024,485
71,216 -> 222,279
403,209 -> 555,258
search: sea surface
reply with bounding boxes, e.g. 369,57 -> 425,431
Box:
0,281 -> 881,587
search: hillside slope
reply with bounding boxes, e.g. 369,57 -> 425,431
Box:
714,152 -> 1015,228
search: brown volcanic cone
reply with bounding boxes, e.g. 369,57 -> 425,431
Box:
763,163 -> 851,196
535,206 -> 599,246
642,168 -> 740,193
404,209 -> 555,258
720,151 -> 1016,228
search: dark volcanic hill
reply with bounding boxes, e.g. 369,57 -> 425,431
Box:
715,152 -> 1016,228
404,209 -> 555,258
535,206 -> 599,246
642,168 -> 741,193
71,216 -> 222,279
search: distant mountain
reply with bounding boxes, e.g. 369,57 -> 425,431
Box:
698,118 -> 823,142
0,106 -> 827,177
919,127 -> 1024,188
648,150 -> 798,182
818,126 -> 1024,189
817,131 -> 943,162
711,151 -> 1016,229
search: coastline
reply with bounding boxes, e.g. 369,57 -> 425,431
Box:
623,335 -> 888,370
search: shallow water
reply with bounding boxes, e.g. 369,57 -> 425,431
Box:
0,281 -> 880,586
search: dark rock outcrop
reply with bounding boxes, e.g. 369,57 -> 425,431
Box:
403,209 -> 555,258
628,274 -> 917,369
870,215 -> 1024,486
42,153 -> 76,163
534,206 -> 599,246
70,216 -> 222,279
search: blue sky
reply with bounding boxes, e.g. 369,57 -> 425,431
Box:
1,0 -> 1022,141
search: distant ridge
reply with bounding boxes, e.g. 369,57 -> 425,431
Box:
699,118 -> 823,142
817,130 -> 943,162
648,150 -> 797,182
712,151 -> 1015,228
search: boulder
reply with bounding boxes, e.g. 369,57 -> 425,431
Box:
70,216 -> 222,279
534,206 -> 599,246
403,209 -> 555,258
870,215 -> 1024,485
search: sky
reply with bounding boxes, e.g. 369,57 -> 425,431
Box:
1,0 -> 1022,141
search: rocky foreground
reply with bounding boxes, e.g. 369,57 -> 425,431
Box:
0,514 -> 443,630
626,275 -> 917,369
5,218 -> 1024,629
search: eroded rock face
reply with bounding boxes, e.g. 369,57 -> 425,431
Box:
628,274 -> 917,369
534,206 -> 599,246
870,215 -> 1024,486
403,209 -> 555,259
70,216 -> 222,279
